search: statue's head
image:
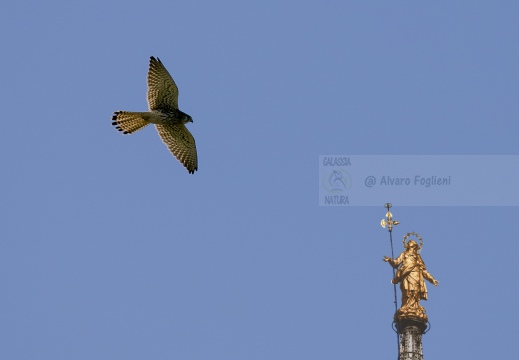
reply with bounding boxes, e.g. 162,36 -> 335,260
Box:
406,240 -> 418,251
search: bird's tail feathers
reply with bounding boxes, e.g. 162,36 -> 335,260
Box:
111,111 -> 151,134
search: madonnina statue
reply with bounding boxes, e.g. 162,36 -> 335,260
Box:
383,237 -> 439,322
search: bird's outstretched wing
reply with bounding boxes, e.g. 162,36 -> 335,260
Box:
147,56 -> 179,111
155,124 -> 198,174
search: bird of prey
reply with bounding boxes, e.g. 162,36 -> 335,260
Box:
112,56 -> 197,174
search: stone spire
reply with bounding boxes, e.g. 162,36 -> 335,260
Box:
395,318 -> 427,360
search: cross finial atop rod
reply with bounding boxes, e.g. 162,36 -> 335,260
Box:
381,203 -> 400,231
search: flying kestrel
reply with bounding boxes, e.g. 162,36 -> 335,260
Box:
112,56 -> 197,174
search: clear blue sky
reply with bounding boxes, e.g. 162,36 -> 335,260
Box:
1,1 -> 518,359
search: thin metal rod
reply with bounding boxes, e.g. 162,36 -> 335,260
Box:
389,228 -> 398,315
388,226 -> 400,359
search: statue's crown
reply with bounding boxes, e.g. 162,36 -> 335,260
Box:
403,232 -> 424,252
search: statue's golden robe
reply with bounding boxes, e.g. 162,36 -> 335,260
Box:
388,249 -> 436,321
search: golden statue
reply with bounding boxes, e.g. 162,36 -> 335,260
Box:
383,233 -> 439,322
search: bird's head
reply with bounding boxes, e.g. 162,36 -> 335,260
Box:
182,112 -> 193,124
